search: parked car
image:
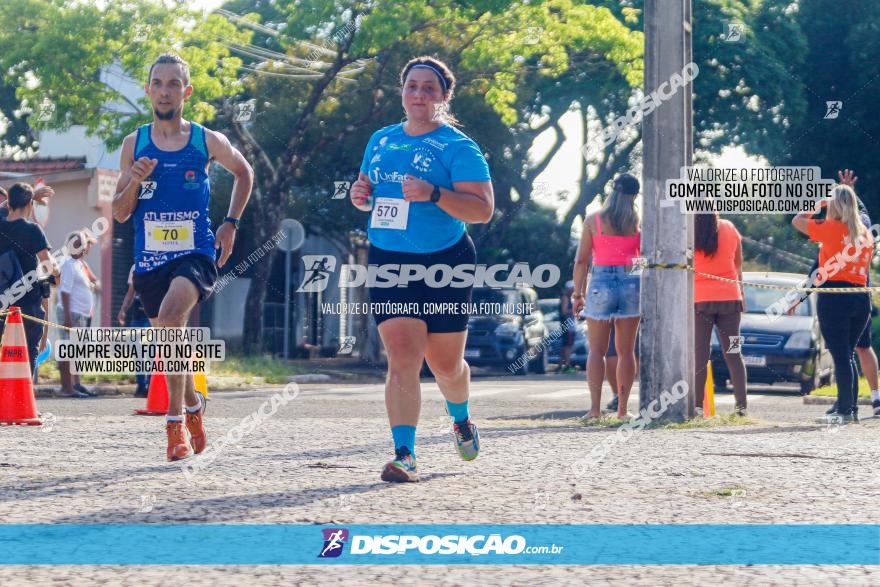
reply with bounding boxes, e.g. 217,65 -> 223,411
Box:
539,298 -> 587,369
463,286 -> 549,375
710,272 -> 834,395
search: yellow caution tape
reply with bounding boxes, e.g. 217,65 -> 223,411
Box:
0,310 -> 75,331
644,263 -> 878,293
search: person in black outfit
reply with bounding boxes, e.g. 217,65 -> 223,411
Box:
118,264 -> 152,397
790,170 -> 880,417
792,183 -> 873,423
0,183 -> 60,374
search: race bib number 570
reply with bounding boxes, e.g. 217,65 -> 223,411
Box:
370,197 -> 409,230
144,220 -> 195,252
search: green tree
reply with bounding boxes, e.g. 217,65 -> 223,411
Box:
0,0 -> 248,146
789,0 -> 880,217
202,0 -> 644,349
0,81 -> 37,155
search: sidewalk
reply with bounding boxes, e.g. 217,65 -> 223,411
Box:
0,391 -> 877,584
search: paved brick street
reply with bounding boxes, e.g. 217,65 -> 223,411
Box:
1,375 -> 878,585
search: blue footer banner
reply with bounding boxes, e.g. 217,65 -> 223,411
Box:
1,524 -> 878,565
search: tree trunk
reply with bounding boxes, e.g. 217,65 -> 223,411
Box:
242,185 -> 285,353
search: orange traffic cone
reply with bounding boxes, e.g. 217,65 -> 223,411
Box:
0,307 -> 41,425
134,371 -> 168,415
703,360 -> 716,417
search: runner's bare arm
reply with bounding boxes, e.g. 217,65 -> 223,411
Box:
206,129 -> 254,267
402,177 -> 493,223
206,129 -> 253,220
112,134 -> 157,223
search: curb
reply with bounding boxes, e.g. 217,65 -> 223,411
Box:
803,395 -> 872,406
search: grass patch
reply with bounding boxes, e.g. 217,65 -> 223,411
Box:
578,413 -> 755,429
811,377 -> 871,399
577,415 -> 629,428
37,360 -> 132,384
703,485 -> 746,498
209,354 -> 300,384
657,414 -> 754,429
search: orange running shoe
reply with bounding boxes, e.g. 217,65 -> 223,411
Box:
166,421 -> 191,461
185,396 -> 207,454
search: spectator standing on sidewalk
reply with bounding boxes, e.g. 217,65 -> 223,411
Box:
792,185 -> 873,424
118,264 -> 151,397
571,173 -> 642,421
0,183 -> 59,376
57,231 -> 99,398
556,281 -> 577,373
693,212 -> 747,417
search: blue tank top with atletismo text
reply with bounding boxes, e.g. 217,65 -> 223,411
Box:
132,122 -> 215,272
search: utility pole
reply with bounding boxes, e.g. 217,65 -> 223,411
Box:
640,0 -> 694,421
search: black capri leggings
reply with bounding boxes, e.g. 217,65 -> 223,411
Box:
816,281 -> 871,415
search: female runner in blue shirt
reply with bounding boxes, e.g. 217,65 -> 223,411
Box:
349,56 -> 494,482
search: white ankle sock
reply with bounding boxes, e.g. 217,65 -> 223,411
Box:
166,415 -> 183,423
185,394 -> 202,414
871,390 -> 880,402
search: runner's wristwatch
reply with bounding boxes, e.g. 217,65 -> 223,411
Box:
430,184 -> 442,203
223,216 -> 240,227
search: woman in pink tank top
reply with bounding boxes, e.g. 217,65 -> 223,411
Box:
572,174 -> 642,420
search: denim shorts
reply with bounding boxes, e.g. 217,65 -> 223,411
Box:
584,265 -> 640,320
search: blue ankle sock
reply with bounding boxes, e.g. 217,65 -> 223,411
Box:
446,399 -> 470,423
391,425 -> 416,456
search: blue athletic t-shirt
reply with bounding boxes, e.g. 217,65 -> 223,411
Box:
359,123 -> 491,253
132,122 -> 215,272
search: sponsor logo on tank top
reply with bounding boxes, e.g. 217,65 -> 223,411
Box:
183,169 -> 199,190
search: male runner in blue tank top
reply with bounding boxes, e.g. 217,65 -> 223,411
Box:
112,53 -> 254,462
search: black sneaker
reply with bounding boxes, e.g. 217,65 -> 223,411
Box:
605,395 -> 619,412
825,401 -> 838,415
873,399 -> 880,417
74,383 -> 97,397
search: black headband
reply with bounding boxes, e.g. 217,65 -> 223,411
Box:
407,63 -> 448,91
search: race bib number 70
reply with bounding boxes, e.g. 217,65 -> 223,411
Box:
144,220 -> 195,252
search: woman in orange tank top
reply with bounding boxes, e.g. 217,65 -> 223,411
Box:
792,185 -> 873,422
693,213 -> 747,416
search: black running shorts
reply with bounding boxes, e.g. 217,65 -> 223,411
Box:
367,233 -> 476,333
132,253 -> 218,319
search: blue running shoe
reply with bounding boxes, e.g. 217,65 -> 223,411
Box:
381,447 -> 419,483
452,419 -> 480,461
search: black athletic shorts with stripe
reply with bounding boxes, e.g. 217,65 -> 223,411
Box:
367,233 -> 475,333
